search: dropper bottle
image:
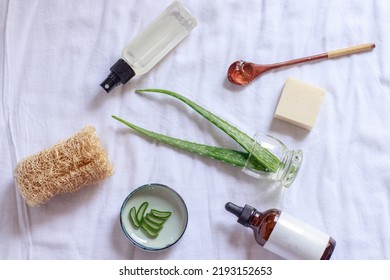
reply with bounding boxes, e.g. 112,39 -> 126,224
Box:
100,1 -> 197,93
225,202 -> 336,260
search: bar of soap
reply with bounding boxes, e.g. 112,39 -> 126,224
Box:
274,78 -> 325,130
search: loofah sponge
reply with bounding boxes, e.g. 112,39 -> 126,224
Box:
14,126 -> 114,206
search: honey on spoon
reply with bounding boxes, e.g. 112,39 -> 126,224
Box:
227,43 -> 375,86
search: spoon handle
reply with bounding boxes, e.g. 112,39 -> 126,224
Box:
266,52 -> 327,70
262,43 -> 375,73
327,43 -> 375,58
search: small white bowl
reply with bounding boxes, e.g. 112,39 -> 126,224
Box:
120,183 -> 188,251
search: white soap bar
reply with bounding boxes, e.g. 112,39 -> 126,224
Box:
274,78 -> 325,130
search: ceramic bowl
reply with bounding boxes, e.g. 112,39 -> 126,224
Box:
120,183 -> 188,251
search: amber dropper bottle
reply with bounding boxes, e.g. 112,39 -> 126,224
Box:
225,202 -> 336,260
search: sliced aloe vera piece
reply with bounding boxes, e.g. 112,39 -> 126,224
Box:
136,202 -> 148,223
140,222 -> 158,239
129,206 -> 139,228
151,209 -> 172,219
145,213 -> 166,225
143,216 -> 163,232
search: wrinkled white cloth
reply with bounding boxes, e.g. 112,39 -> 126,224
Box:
1,0 -> 390,260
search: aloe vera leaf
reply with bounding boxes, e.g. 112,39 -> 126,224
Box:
135,88 -> 280,172
112,115 -> 267,171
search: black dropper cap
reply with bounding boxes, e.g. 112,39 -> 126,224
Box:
225,202 -> 255,226
100,58 -> 136,93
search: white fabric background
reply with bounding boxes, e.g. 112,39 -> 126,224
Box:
1,0 -> 390,260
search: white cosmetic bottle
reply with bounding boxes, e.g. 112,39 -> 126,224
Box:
101,1 -> 197,93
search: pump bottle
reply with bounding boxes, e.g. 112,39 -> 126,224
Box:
225,202 -> 336,260
100,1 -> 197,93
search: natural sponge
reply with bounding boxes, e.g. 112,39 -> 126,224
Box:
14,126 -> 114,206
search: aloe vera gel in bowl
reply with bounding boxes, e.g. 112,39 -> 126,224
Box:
120,183 -> 188,251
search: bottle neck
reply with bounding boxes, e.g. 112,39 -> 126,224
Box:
241,133 -> 302,188
248,211 -> 262,228
248,209 -> 281,228
100,59 -> 135,93
275,149 -> 303,187
248,209 -> 281,247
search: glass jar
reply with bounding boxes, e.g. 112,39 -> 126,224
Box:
242,134 -> 303,188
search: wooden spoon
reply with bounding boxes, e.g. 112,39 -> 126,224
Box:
227,43 -> 375,85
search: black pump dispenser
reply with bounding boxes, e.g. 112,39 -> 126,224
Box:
100,59 -> 135,93
225,202 -> 255,226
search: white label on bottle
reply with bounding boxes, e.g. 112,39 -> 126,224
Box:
263,212 -> 330,260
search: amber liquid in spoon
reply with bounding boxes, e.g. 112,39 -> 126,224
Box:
227,43 -> 375,86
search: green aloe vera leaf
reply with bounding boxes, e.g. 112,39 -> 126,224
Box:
135,88 -> 280,172
112,115 -> 268,171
